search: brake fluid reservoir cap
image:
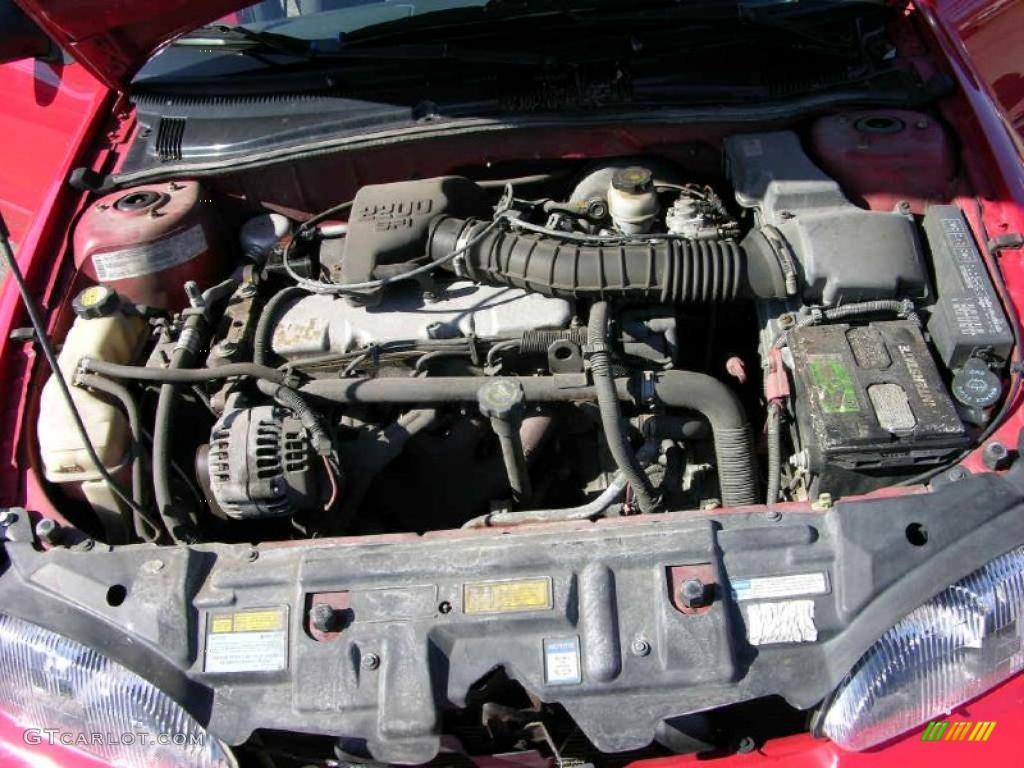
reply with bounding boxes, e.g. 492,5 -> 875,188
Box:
611,167 -> 654,194
72,285 -> 119,319
951,358 -> 1002,408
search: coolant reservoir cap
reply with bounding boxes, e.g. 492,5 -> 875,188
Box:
72,285 -> 119,319
611,167 -> 654,194
951,358 -> 1003,409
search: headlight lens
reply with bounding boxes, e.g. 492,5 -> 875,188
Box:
821,545 -> 1024,750
0,613 -> 234,768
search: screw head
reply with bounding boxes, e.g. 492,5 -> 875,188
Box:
764,507 -> 782,522
680,578 -> 708,609
947,466 -> 968,483
246,549 -> 259,562
982,441 -> 1011,471
361,652 -> 381,671
630,638 -> 651,657
737,736 -> 757,754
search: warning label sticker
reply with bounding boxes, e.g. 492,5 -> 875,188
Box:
544,637 -> 582,685
744,600 -> 818,645
204,607 -> 288,674
92,224 -> 206,282
731,572 -> 830,602
463,578 -> 552,615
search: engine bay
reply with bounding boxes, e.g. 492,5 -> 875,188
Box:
33,111 -> 1013,547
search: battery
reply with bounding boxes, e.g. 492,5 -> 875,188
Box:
924,205 -> 1013,369
788,320 -> 967,489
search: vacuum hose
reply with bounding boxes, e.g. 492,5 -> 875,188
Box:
428,217 -> 789,302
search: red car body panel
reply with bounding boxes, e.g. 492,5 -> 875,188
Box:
11,0 -> 250,90
1,0 -> 1024,766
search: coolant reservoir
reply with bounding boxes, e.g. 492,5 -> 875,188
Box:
38,287 -> 147,533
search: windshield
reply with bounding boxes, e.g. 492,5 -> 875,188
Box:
224,0 -> 488,39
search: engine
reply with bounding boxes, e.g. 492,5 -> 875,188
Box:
40,116 -> 1012,545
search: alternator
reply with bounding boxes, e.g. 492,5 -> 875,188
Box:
207,405 -> 320,519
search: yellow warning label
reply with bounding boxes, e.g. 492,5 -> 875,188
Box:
209,608 -> 286,633
463,578 -> 552,614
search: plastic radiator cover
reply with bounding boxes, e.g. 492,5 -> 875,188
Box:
0,472 -> 1023,763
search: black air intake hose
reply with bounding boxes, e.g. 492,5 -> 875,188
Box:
428,217 -> 789,301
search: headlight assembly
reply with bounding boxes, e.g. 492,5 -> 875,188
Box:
0,613 -> 234,768
820,545 -> 1024,750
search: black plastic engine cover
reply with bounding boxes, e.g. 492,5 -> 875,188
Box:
788,320 -> 967,492
339,176 -> 491,300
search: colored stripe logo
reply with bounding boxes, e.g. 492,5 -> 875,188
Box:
921,721 -> 996,742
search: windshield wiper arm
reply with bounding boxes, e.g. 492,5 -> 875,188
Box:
174,24 -> 315,57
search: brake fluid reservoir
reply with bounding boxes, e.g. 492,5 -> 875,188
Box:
74,181 -> 222,311
38,287 -> 147,529
607,167 -> 659,234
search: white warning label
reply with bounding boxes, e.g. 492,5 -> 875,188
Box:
543,637 -> 582,686
745,600 -> 818,645
92,224 -> 206,282
204,607 -> 288,673
730,571 -> 829,602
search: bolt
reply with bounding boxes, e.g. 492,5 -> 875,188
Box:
0,509 -> 18,526
361,652 -> 381,671
778,313 -> 797,330
438,601 -> 453,615
764,507 -> 782,522
811,493 -> 833,511
680,578 -> 709,609
737,736 -> 757,754
947,466 -> 968,483
246,549 -> 259,562
310,603 -> 338,633
142,559 -> 165,573
630,638 -> 651,657
895,200 -> 912,216
236,282 -> 258,299
983,442 -> 1011,470
35,518 -> 61,545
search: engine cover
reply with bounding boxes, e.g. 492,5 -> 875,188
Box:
271,281 -> 573,359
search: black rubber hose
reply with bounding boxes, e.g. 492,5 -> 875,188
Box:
79,359 -> 287,384
253,286 -> 303,366
588,302 -> 660,514
152,313 -> 208,543
75,373 -> 159,542
428,217 -> 788,302
299,371 -> 758,507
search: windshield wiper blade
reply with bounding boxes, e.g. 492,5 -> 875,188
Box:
174,24 -> 315,57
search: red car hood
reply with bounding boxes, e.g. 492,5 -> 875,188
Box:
14,0 -> 253,90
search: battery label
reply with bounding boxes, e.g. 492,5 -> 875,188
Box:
807,355 -> 860,414
204,607 -> 288,674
